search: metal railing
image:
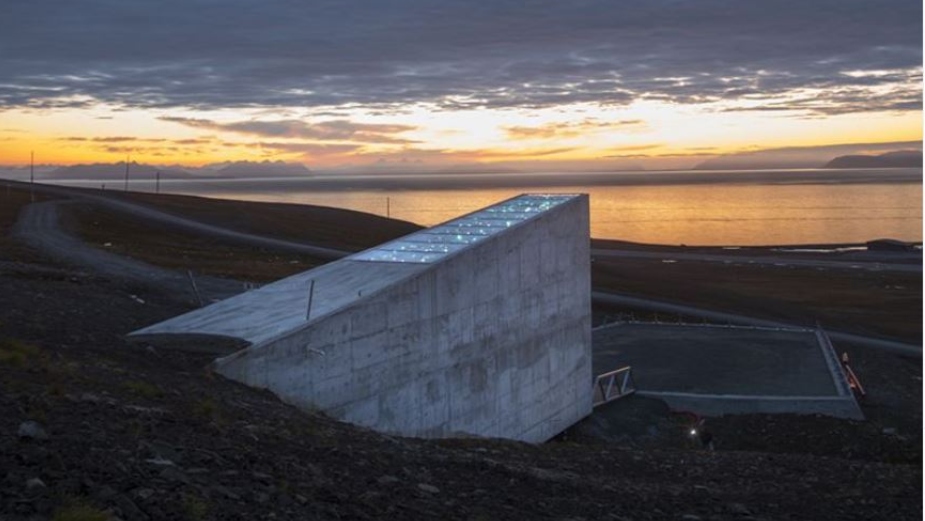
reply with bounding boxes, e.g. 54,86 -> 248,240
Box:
592,366 -> 636,407
814,326 -> 855,399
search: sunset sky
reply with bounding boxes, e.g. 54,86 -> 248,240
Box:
0,0 -> 921,170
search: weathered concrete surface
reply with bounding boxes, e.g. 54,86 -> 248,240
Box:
132,260 -> 420,345
593,323 -> 863,420
133,194 -> 593,442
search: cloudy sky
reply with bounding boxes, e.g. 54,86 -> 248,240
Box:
0,0 -> 921,169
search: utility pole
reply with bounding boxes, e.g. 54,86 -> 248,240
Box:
124,155 -> 130,192
155,170 -> 160,194
29,150 -> 34,202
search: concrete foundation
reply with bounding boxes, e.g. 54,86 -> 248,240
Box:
132,194 -> 593,442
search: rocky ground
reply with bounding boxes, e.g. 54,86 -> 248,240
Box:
0,185 -> 921,520
1,262 -> 921,521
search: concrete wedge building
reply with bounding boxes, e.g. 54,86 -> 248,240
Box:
131,194 -> 593,442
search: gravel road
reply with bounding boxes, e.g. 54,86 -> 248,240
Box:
9,181 -> 349,260
12,200 -> 244,304
590,248 -> 922,273
592,291 -> 921,356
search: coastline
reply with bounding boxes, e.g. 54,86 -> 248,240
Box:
8,166 -> 923,190
6,178 -> 922,251
4,180 -> 921,344
5,171 -> 923,247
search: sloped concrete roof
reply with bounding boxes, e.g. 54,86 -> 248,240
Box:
130,193 -> 580,346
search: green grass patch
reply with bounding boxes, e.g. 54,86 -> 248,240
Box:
52,499 -> 109,521
122,380 -> 164,398
192,397 -> 216,417
191,397 -> 226,424
0,338 -> 41,367
182,494 -> 210,519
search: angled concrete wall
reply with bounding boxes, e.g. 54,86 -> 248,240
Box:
214,195 -> 592,442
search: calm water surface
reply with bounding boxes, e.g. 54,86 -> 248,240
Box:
48,168 -> 924,246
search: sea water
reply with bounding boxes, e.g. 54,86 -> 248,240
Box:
40,168 -> 924,246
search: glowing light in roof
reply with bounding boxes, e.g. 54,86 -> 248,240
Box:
352,194 -> 576,263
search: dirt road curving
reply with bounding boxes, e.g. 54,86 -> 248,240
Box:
590,248 -> 922,273
12,200 -> 244,304
7,180 -> 350,260
592,291 -> 921,357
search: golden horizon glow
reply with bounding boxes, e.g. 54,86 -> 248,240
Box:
0,99 -> 920,169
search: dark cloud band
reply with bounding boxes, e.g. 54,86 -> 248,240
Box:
0,0 -> 920,114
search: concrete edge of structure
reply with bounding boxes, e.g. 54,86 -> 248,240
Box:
129,332 -> 248,355
814,328 -> 854,399
637,391 -> 865,420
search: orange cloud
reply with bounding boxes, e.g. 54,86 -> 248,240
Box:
504,119 -> 644,139
160,117 -> 420,144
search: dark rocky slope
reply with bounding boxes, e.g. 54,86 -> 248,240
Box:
0,260 -> 920,521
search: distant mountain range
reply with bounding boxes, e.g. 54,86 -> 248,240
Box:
693,147 -> 922,171
43,163 -> 194,180
823,150 -> 922,169
38,160 -> 313,180
1,148 -> 920,183
200,160 -> 313,178
692,155 -> 814,171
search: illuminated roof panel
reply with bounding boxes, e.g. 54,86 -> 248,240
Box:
352,250 -> 446,263
351,194 -> 577,264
